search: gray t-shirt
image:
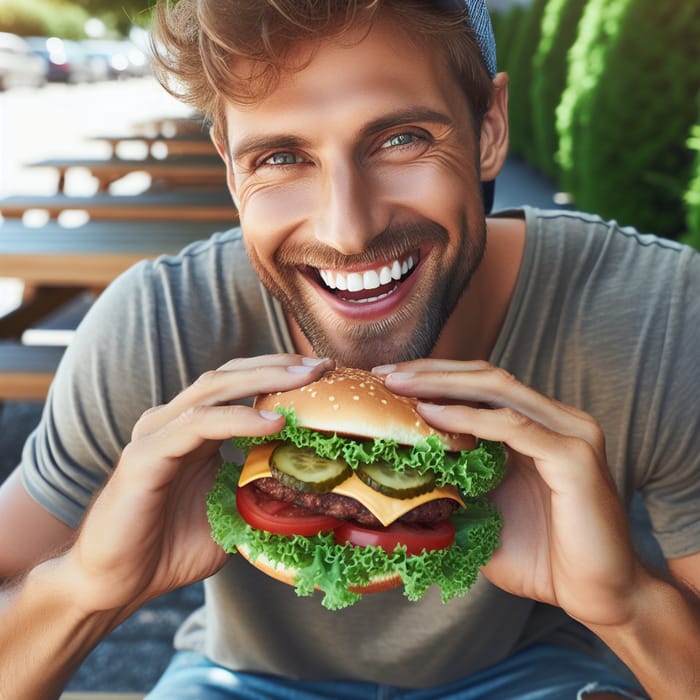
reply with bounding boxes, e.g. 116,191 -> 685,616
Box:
19,207 -> 700,687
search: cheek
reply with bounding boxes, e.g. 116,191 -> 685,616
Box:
378,160 -> 478,226
238,182 -> 317,260
240,181 -> 315,228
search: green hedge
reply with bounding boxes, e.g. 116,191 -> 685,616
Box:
556,0 -> 700,237
492,3 -> 528,78
530,0 -> 588,180
0,0 -> 90,39
504,0 -> 549,161
683,117 -> 700,250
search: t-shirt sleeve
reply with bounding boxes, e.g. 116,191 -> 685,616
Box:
19,260 -> 164,529
639,245 -> 700,559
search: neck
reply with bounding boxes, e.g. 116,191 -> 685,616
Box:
431,215 -> 525,361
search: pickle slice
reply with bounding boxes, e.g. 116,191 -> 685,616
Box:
270,444 -> 351,493
357,461 -> 436,499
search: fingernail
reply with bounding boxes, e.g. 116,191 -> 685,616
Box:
259,409 -> 282,421
287,364 -> 316,374
417,402 -> 445,412
388,371 -> 415,381
372,364 -> 396,374
301,357 -> 328,366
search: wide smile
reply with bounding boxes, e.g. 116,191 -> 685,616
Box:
310,252 -> 419,305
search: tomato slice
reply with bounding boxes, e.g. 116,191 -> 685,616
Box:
236,483 -> 342,537
334,519 -> 455,556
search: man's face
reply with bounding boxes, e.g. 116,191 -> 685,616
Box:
222,16 -> 489,368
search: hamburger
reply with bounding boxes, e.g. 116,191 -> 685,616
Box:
207,367 -> 506,610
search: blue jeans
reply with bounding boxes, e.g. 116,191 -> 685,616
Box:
145,644 -> 647,699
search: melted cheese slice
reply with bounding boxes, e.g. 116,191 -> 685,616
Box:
239,442 -> 465,527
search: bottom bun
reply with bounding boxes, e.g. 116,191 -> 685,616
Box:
237,543 -> 402,594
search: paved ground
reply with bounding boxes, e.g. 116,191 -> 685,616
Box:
0,156 -> 581,693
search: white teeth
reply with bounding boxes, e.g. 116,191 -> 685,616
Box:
363,269 -> 380,290
347,272 -> 363,292
318,255 -> 416,294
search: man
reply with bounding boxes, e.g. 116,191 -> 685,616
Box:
1,1 -> 699,698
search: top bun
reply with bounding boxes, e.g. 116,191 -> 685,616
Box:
255,367 -> 474,452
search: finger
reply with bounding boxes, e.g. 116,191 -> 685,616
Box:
382,364 -> 603,452
215,353 -> 329,372
122,404 -> 285,487
417,402 -> 604,496
133,356 -> 332,438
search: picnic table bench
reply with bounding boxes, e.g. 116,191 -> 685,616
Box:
0,191 -> 237,222
0,219 -> 228,286
0,342 -> 66,401
92,133 -> 217,158
0,219 -> 230,399
28,155 -> 226,193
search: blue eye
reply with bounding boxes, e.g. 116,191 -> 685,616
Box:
383,133 -> 417,148
264,152 -> 303,166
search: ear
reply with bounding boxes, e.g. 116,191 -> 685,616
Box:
209,126 -> 241,208
479,72 -> 509,181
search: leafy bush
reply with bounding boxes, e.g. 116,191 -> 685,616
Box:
0,0 -> 90,39
683,117 -> 700,250
492,4 -> 527,78
505,0 -> 549,161
530,0 -> 588,180
557,0 -> 700,237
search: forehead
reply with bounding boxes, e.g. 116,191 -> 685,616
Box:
222,16 -> 468,147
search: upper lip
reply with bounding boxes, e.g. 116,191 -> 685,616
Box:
317,253 -> 417,292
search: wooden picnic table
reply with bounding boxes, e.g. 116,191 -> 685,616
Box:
92,133 -> 217,158
0,219 -> 230,287
0,342 -> 67,401
0,190 -> 237,222
132,114 -> 208,138
28,155 -> 226,193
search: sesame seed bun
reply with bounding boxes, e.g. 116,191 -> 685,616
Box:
255,367 -> 474,452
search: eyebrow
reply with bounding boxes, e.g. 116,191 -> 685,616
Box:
230,106 -> 454,164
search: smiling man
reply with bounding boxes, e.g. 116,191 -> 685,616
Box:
1,1 -> 699,699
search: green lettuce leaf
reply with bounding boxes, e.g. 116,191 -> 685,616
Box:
207,461 -> 504,611
233,408 -> 506,498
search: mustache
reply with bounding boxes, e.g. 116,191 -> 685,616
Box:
274,220 -> 449,269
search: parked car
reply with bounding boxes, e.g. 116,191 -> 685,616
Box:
0,32 -> 46,90
25,36 -> 107,84
80,39 -> 150,80
80,39 -> 130,80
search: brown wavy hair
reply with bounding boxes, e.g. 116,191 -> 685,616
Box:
150,0 -> 494,147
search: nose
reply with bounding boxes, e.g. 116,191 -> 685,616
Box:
314,157 -> 389,255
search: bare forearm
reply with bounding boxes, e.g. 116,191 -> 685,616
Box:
0,556 -> 121,700
589,572 -> 700,700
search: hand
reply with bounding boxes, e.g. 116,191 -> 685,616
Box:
379,359 -> 645,628
67,354 -> 333,615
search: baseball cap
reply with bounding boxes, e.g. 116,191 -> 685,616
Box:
435,0 -> 498,77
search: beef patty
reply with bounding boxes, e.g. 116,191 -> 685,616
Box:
254,477 -> 459,527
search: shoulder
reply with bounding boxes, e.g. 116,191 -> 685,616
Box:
523,207 -> 697,265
